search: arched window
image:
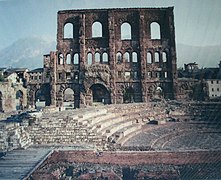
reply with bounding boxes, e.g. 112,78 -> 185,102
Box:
73,53 -> 79,65
150,22 -> 161,39
87,53 -> 92,65
64,23 -> 74,38
147,52 -> 152,64
64,88 -> 74,102
154,52 -> 160,63
116,52 -> 122,63
162,52 -> 167,62
121,22 -> 131,40
92,21 -> 102,37
95,52 -> 101,63
58,53 -> 64,65
102,52 -> 108,63
66,54 -> 71,64
132,52 -> 138,63
124,52 -> 130,62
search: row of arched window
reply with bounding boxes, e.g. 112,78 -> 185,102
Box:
147,51 -> 167,64
87,52 -> 109,65
64,21 -> 161,40
116,52 -> 138,63
57,51 -> 167,65
58,53 -> 79,65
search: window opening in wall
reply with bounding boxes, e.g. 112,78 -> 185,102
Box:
217,81 -> 219,84
132,52 -> 138,63
164,72 -> 168,78
121,22 -> 131,40
95,52 -> 101,63
217,88 -> 219,91
156,72 -> 160,78
162,52 -> 167,62
123,87 -> 134,103
39,75 -> 42,80
66,54 -> 71,64
147,52 -> 152,64
118,71 -> 122,78
58,54 -> 64,65
66,72 -> 71,80
74,72 -> 79,80
147,72 -> 151,78
73,53 -> 79,65
150,22 -> 161,39
212,88 -> 214,92
133,71 -> 138,80
102,52 -> 108,63
155,52 -> 160,63
116,52 -> 122,63
64,23 -> 74,38
211,81 -> 213,84
92,21 -> 102,37
58,73 -> 62,80
124,52 -> 130,62
87,53 -> 92,65
124,71 -> 131,79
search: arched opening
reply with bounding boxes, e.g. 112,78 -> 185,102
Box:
162,52 -> 167,62
121,22 -> 131,40
87,52 -> 92,65
95,52 -> 101,63
123,87 -> 135,103
58,53 -> 64,65
66,53 -> 71,64
0,91 -> 3,112
35,89 -> 46,110
154,86 -> 164,99
92,21 -> 102,37
132,52 -> 138,63
73,53 -> 79,65
90,84 -> 110,104
154,52 -> 160,63
64,88 -> 75,108
124,52 -> 130,62
150,22 -> 161,39
102,52 -> 108,63
16,90 -> 23,110
147,52 -> 152,64
64,23 -> 74,38
116,52 -> 122,63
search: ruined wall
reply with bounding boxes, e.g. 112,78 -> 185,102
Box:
0,82 -> 27,112
50,7 -> 177,108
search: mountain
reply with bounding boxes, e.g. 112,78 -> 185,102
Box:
176,44 -> 221,68
0,37 -> 220,70
0,37 -> 56,69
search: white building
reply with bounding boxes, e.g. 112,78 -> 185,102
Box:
206,79 -> 221,99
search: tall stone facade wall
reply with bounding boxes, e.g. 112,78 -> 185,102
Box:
41,7 -> 178,108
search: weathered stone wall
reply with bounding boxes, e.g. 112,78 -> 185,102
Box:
0,81 -> 27,112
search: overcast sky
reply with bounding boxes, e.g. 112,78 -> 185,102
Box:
0,0 -> 221,50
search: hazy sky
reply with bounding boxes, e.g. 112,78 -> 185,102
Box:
0,0 -> 221,50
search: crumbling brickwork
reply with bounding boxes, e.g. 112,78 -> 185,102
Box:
27,7 -> 178,108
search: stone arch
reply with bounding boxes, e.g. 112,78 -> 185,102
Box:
90,84 -> 111,104
66,53 -> 71,64
15,90 -> 23,110
0,91 -> 3,112
162,51 -> 167,62
87,52 -> 93,65
73,53 -> 79,64
123,86 -> 135,103
64,88 -> 75,102
92,21 -> 102,37
58,53 -> 64,65
95,52 -> 101,63
124,52 -> 130,62
64,23 -> 74,38
147,51 -> 152,64
154,52 -> 160,63
132,52 -> 138,63
121,22 -> 131,40
150,22 -> 161,39
35,89 -> 46,110
102,52 -> 108,63
116,52 -> 122,63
